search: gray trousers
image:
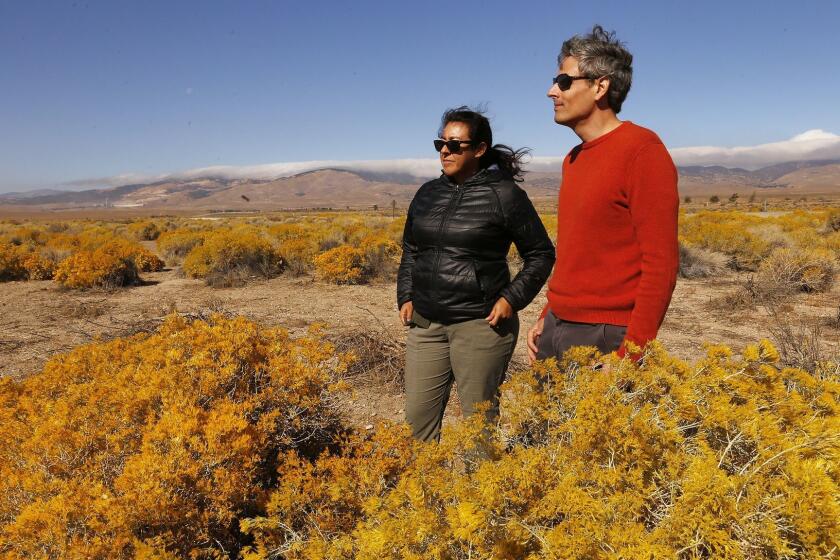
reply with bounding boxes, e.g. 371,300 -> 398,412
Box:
536,310 -> 627,361
405,313 -> 519,442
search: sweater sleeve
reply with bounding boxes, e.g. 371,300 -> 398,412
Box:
618,142 -> 679,358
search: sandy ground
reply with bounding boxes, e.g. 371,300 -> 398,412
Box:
2,268 -> 839,429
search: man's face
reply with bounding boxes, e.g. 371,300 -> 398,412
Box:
547,56 -> 598,127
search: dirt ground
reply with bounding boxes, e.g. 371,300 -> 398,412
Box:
2,268 -> 839,429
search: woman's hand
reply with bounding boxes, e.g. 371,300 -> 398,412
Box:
399,301 -> 414,326
485,297 -> 513,327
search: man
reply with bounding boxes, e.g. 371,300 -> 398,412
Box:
527,25 -> 679,363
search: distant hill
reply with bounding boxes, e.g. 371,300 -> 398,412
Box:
2,159 -> 838,211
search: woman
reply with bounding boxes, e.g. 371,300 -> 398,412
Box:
397,106 -> 555,442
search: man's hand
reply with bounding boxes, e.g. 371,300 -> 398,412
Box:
527,317 -> 545,363
399,301 -> 414,326
485,297 -> 513,327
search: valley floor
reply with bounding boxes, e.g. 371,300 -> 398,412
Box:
2,269 -> 838,429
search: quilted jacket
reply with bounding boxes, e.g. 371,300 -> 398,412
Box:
397,168 -> 555,323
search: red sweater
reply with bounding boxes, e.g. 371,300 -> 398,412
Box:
541,121 -> 679,357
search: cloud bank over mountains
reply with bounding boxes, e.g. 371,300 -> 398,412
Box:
670,129 -> 840,169
62,129 -> 840,190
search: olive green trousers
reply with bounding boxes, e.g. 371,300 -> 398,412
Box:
404,313 -> 519,442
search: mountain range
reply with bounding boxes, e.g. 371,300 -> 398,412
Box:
2,159 -> 839,211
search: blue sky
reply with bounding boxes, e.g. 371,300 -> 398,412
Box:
2,0 -> 840,191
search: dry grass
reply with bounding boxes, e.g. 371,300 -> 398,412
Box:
331,326 -> 405,389
678,244 -> 729,279
755,247 -> 837,295
766,305 -> 826,374
827,306 -> 840,330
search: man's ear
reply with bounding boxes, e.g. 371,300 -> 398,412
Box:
593,77 -> 611,102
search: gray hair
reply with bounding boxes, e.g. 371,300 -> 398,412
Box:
559,25 -> 633,114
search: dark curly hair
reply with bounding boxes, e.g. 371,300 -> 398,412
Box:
438,106 -> 530,182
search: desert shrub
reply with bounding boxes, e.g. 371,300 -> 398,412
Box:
277,237 -> 319,276
127,220 -> 161,241
156,230 -> 206,262
132,248 -> 165,272
20,251 -> 55,280
268,222 -> 310,241
680,215 -> 770,270
826,208 -> 840,232
745,223 -> 791,251
5,226 -> 48,246
43,231 -> 82,253
182,229 -> 284,287
766,307 -> 831,376
358,233 -> 401,281
313,245 -> 365,284
45,222 -> 69,234
825,231 -> 840,258
53,243 -> 141,289
100,238 -> 165,272
242,342 -> 840,559
0,243 -> 28,281
0,315 -> 350,559
678,243 -> 728,279
318,231 -> 345,252
755,246 -> 837,296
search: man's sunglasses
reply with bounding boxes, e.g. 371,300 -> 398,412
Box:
434,139 -> 475,153
551,73 -> 595,91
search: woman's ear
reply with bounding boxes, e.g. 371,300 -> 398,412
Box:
475,142 -> 488,159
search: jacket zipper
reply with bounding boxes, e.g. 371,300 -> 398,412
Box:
431,182 -> 464,316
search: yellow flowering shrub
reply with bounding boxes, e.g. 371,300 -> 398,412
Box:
127,220 -> 162,241
680,212 -> 771,270
103,238 -> 165,272
313,245 -> 366,284
0,315 -> 350,559
51,239 -> 164,289
20,251 -> 55,280
826,208 -> 840,232
278,237 -> 320,276
0,243 -> 28,281
53,245 -> 140,289
156,229 -> 206,262
182,229 -> 284,284
358,233 -> 401,280
243,341 -> 840,559
268,222 -> 312,241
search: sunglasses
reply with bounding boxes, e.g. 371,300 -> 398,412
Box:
551,73 -> 594,91
434,139 -> 475,154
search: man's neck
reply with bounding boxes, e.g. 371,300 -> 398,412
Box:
572,110 -> 623,143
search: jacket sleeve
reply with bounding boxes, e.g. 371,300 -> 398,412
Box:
497,184 -> 555,311
396,201 -> 417,308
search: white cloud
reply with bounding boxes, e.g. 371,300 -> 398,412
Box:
58,129 -> 840,190
61,159 -> 446,189
670,129 -> 840,169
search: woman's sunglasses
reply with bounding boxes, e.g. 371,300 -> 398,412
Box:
434,139 -> 475,154
551,73 -> 595,91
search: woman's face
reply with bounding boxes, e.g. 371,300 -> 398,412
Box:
438,121 -> 485,182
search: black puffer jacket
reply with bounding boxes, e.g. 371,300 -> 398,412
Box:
397,168 -> 555,324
